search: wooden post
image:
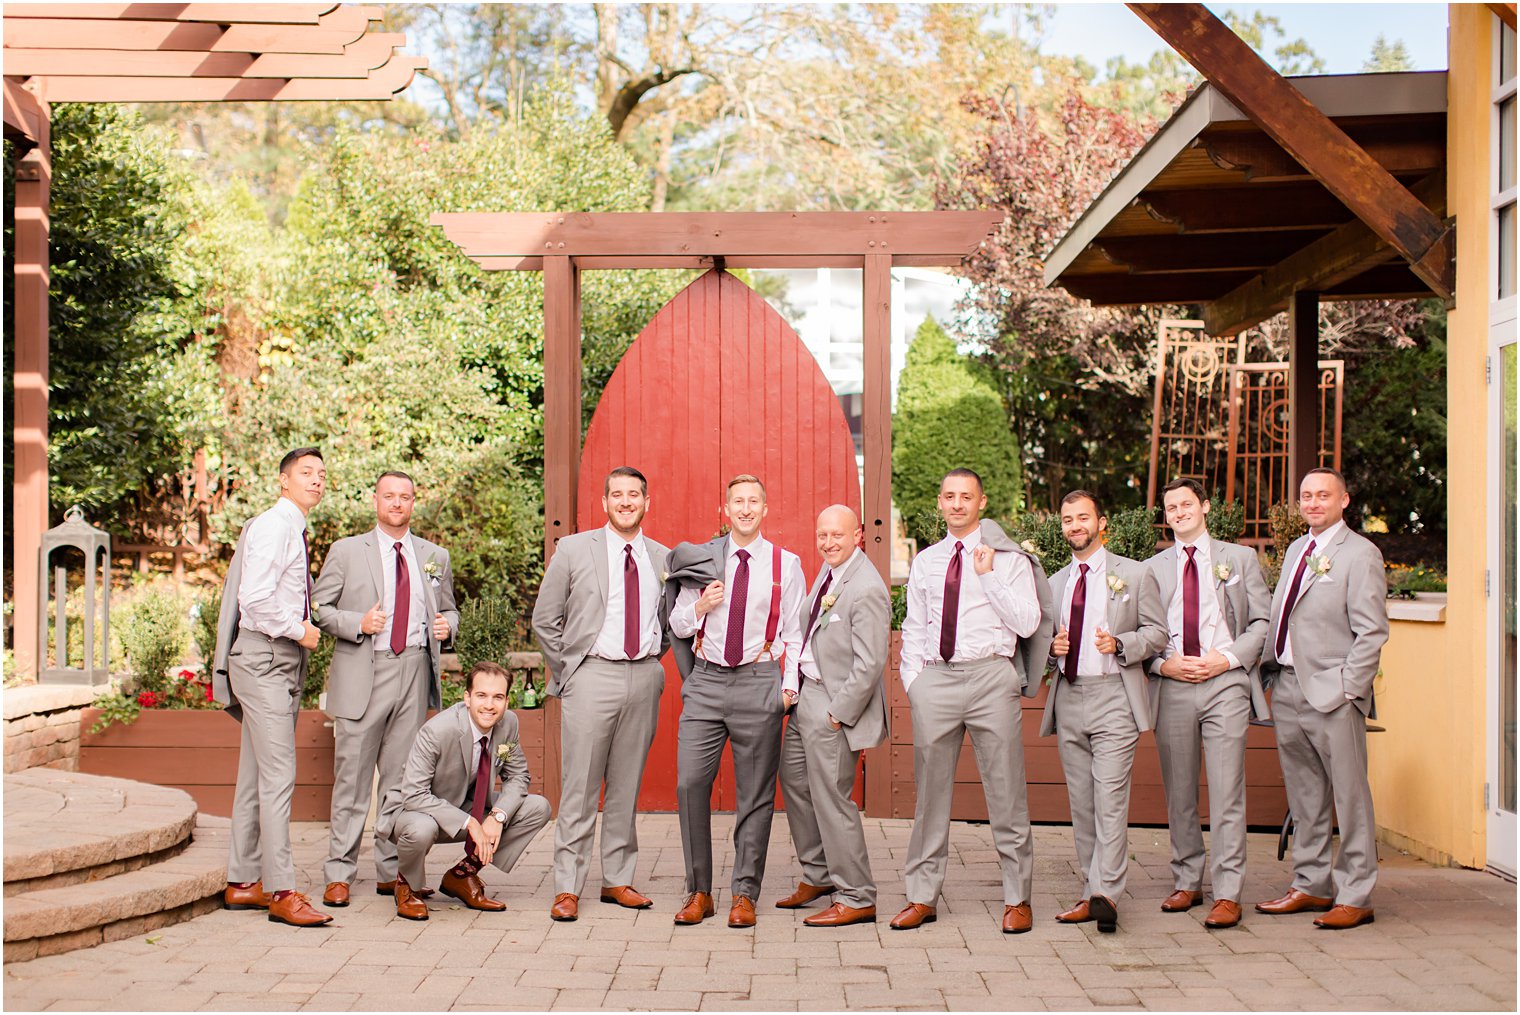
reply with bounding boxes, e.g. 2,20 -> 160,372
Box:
542,255 -> 581,563
12,89 -> 50,679
861,253 -> 893,818
1287,290 -> 1320,492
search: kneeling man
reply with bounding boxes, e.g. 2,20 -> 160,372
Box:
776,505 -> 890,927
376,661 -> 551,920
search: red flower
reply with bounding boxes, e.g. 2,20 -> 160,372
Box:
137,690 -> 160,709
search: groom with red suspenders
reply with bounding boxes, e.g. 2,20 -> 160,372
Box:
666,474 -> 806,928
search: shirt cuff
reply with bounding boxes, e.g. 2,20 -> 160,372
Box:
782,673 -> 799,695
1223,650 -> 1242,671
284,619 -> 308,642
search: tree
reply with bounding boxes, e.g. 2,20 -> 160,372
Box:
892,317 -> 1022,548
1363,35 -> 1416,73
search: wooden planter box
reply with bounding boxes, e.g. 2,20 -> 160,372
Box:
79,703 -> 559,821
873,631 -> 1288,827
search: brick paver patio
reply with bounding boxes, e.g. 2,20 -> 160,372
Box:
4,815 -> 1514,1011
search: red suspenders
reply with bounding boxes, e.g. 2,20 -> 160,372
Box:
694,542 -> 785,664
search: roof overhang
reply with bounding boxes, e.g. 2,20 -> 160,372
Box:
1044,71 -> 1447,335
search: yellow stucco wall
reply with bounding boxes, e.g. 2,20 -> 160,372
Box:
1367,5 -> 1491,870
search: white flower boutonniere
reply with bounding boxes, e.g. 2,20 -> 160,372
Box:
1213,562 -> 1232,584
1020,539 -> 1038,554
1308,553 -> 1333,578
496,741 -> 518,765
660,570 -> 669,583
820,593 -> 839,614
423,556 -> 443,587
1106,573 -> 1130,602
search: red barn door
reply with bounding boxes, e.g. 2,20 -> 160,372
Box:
577,269 -> 860,811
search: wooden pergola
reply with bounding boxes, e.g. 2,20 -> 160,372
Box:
4,3 -> 423,678
1046,3 -> 1462,493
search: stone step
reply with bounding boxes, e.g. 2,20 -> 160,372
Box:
3,814 -> 228,963
4,769 -> 197,894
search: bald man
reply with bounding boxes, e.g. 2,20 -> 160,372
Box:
775,506 -> 890,927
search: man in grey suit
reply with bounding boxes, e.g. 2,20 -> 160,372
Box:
892,469 -> 1048,935
1256,468 -> 1389,930
374,661 -> 551,920
311,471 -> 459,908
775,505 -> 890,927
1146,478 -> 1271,929
211,447 -> 331,928
1046,489 -> 1168,933
533,466 -> 670,922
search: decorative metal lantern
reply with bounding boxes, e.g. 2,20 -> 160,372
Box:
38,506 -> 111,685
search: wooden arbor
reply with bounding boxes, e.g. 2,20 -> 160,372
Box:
3,4 -> 423,678
1045,3 -> 1456,495
433,211 -> 1001,816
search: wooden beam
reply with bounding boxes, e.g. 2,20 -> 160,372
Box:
3,4 -> 341,23
4,34 -> 404,78
36,55 -> 427,102
1486,3 -> 1517,30
433,211 -> 1002,260
1203,171 -> 1447,335
1094,230 -> 1328,273
1138,184 -> 1356,234
542,256 -> 582,562
0,12 -> 369,52
1201,128 -> 1443,183
3,77 -> 46,144
1286,291 -> 1320,491
1127,3 -> 1454,299
12,86 -> 50,679
861,253 -> 892,819
1059,270 -> 1258,306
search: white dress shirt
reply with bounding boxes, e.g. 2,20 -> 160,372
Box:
1277,519 -> 1345,669
798,548 -> 860,682
374,529 -> 427,652
1152,534 -> 1241,673
590,526 -> 662,660
1059,547 -> 1120,679
900,528 -> 1042,691
670,534 -> 806,692
237,497 -> 311,642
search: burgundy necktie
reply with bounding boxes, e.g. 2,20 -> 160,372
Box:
1182,545 -> 1201,657
1065,562 -> 1090,682
623,544 -> 640,659
1274,538 -> 1317,658
465,734 -> 491,863
801,570 -> 833,655
301,529 -> 313,620
390,541 -> 410,655
723,549 -> 751,667
939,541 -> 964,662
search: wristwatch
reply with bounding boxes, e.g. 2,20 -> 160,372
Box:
490,808 -> 507,824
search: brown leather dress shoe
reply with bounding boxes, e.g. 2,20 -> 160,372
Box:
322,882 -> 350,908
775,882 -> 834,909
1255,889 -> 1334,915
674,891 -> 715,925
804,902 -> 876,927
267,891 -> 334,927
394,877 -> 429,921
377,880 -> 434,899
1313,904 -> 1375,930
600,885 -> 654,909
1055,899 -> 1092,923
440,869 -> 507,912
728,895 -> 757,928
889,903 -> 937,930
1204,899 -> 1242,928
1160,889 -> 1201,912
1002,904 -> 1033,934
1089,895 -> 1118,933
224,881 -> 272,911
551,893 -> 579,921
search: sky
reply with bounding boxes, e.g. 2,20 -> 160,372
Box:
1037,2 -> 1449,74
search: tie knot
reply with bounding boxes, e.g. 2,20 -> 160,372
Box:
953,541 -> 964,555
395,541 -> 404,553
1079,562 -> 1090,577
1306,539 -> 1317,555
1185,545 -> 1197,561
624,544 -> 634,557
480,735 -> 489,749
737,548 -> 750,563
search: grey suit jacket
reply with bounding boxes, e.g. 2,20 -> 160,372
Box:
1040,551 -> 1169,737
978,519 -> 1057,697
1145,539 -> 1272,721
1264,527 -> 1389,717
311,531 -> 459,721
374,702 -> 530,841
659,538 -> 726,679
210,526 -> 250,720
532,528 -> 672,697
802,551 -> 890,752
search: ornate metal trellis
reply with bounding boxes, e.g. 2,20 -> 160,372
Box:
1147,319 -> 1343,547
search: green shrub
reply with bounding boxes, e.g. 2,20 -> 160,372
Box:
454,596 -> 521,674
191,589 -> 221,667
303,634 -> 334,709
116,586 -> 190,694
1204,493 -> 1246,544
1263,501 -> 1308,586
1006,511 -> 1069,577
1385,563 -> 1447,599
1103,505 -> 1160,563
889,584 -> 908,631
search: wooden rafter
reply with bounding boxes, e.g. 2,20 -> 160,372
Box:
1126,3 -> 1454,300
3,4 -> 339,24
3,77 -> 46,144
1487,3 -> 1517,30
2,8 -> 374,53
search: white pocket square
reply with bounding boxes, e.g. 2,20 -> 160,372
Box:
828,614 -> 842,624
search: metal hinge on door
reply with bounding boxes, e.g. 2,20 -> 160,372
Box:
1485,782 -> 1491,811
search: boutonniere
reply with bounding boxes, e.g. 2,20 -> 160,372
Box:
660,569 -> 669,583
496,741 -> 518,765
423,556 -> 443,586
1307,553 -> 1332,578
1020,539 -> 1038,554
1106,573 -> 1130,602
1213,562 -> 1232,584
820,593 -> 839,614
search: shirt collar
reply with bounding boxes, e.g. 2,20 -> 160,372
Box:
275,497 -> 307,528
727,534 -> 768,560
605,524 -> 643,549
469,717 -> 492,743
1073,545 -> 1108,574
1176,533 -> 1212,559
375,527 -> 412,547
1307,520 -> 1344,549
941,528 -> 982,553
826,548 -> 860,578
